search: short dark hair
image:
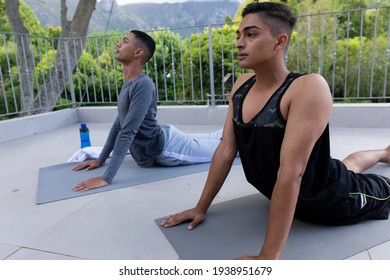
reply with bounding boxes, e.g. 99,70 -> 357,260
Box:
130,30 -> 156,63
242,2 -> 296,38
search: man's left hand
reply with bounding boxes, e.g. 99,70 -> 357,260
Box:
73,177 -> 109,192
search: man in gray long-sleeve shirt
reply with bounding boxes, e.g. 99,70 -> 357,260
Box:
72,30 -> 222,192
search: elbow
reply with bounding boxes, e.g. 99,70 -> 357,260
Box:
216,141 -> 237,162
277,164 -> 305,188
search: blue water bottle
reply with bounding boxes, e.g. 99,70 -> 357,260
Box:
79,123 -> 91,148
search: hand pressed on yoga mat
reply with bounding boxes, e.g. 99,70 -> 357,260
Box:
72,160 -> 108,192
73,177 -> 109,192
72,160 -> 102,172
161,207 -> 205,230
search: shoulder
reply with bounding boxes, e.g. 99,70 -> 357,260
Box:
292,73 -> 330,93
231,72 -> 255,95
135,74 -> 154,87
281,73 -> 333,121
289,73 -> 332,103
235,72 -> 255,86
131,74 -> 155,95
237,72 -> 255,82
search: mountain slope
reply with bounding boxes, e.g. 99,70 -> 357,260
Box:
23,0 -> 240,34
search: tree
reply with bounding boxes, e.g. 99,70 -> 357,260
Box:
5,0 -> 39,113
147,29 -> 182,103
5,0 -> 97,114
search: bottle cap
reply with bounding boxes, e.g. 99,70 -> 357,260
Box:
80,123 -> 87,128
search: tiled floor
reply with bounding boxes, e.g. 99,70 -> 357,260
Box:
0,122 -> 389,260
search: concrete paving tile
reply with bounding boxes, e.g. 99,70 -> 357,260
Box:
0,174 -> 101,245
0,244 -> 20,260
345,250 -> 371,260
5,248 -> 83,260
368,240 -> 390,260
26,188 -> 199,260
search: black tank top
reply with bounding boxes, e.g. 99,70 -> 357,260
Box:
233,73 -> 390,225
232,73 -> 354,221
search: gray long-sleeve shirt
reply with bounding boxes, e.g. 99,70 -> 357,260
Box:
97,74 -> 164,183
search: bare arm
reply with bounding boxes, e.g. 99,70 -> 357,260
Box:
239,74 -> 333,260
193,120 -> 237,214
160,131 -> 238,229
160,75 -> 253,229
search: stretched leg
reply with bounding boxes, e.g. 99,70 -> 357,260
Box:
190,129 -> 223,141
342,145 -> 390,173
156,124 -> 222,166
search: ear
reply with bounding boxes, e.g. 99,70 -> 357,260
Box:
274,33 -> 289,51
134,48 -> 144,58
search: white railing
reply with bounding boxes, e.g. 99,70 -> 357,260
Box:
1,6 -> 389,119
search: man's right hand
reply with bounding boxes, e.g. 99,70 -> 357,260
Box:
160,207 -> 206,230
72,160 -> 102,171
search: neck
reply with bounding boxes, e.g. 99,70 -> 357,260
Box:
122,63 -> 144,81
252,62 -> 289,90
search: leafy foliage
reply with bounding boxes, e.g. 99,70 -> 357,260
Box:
1,0 -> 389,118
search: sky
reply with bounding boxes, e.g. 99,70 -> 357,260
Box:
102,0 -> 242,5
116,0 -> 187,3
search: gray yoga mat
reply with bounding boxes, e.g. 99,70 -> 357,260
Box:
37,157 -> 240,204
156,193 -> 390,260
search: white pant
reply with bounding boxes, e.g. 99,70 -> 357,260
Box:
155,124 -> 222,166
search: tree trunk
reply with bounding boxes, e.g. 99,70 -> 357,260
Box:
6,0 -> 97,115
5,0 -> 36,115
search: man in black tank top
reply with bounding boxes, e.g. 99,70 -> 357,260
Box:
161,2 -> 390,260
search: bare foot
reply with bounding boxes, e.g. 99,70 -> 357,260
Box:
381,145 -> 390,164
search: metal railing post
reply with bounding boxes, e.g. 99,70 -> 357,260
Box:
63,39 -> 77,108
1,6 -> 390,118
208,23 -> 216,107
